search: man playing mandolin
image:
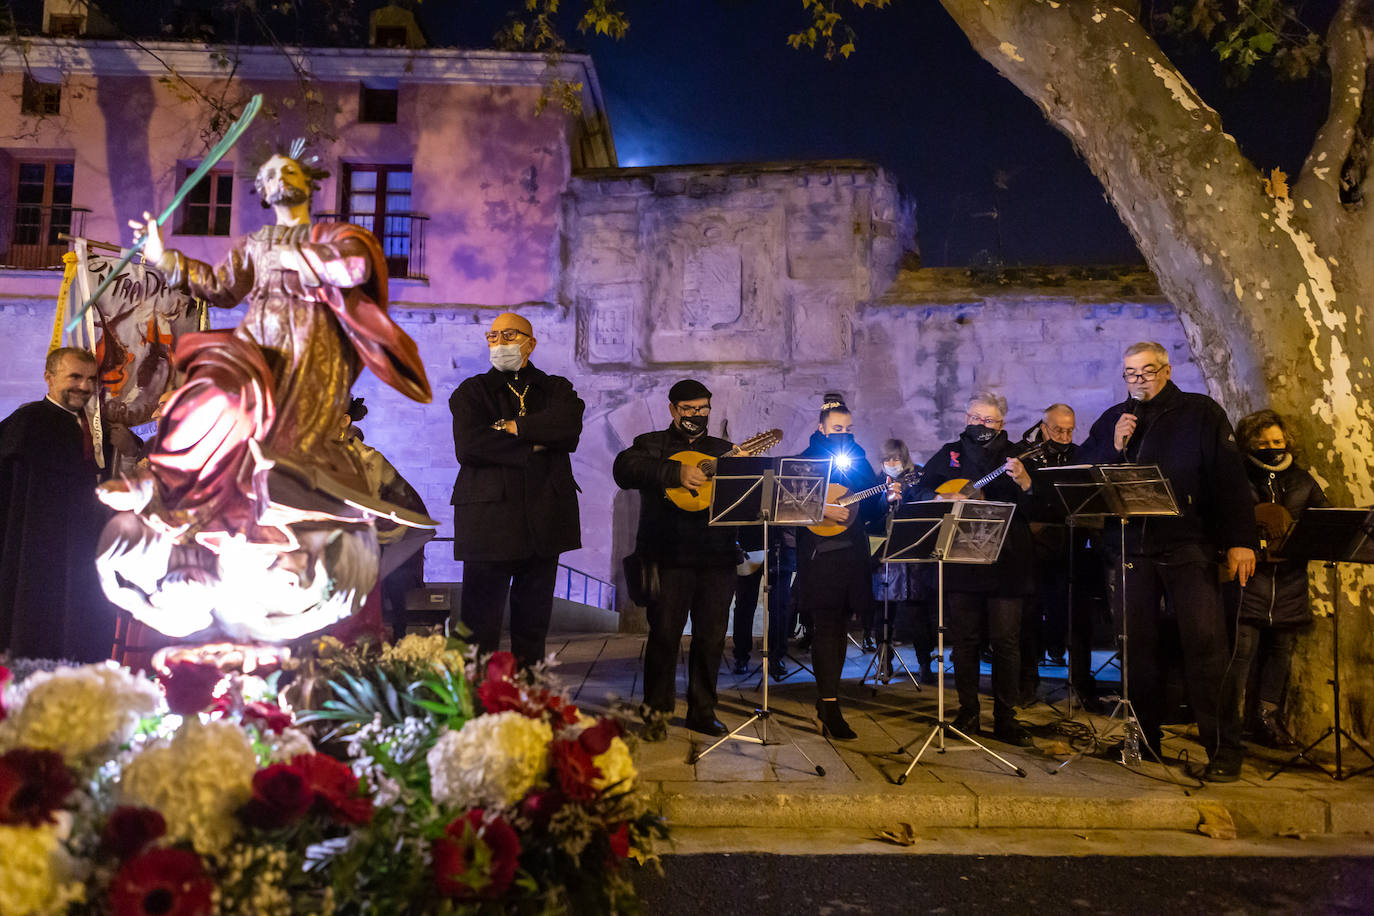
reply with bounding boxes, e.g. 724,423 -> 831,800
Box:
912,391 -> 1037,747
613,379 -> 739,740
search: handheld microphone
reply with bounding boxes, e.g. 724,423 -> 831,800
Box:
1120,397 -> 1141,453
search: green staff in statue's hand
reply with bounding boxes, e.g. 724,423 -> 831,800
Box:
66,93 -> 263,333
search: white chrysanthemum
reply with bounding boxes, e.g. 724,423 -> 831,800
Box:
0,819 -> 86,916
427,712 -> 551,810
121,719 -> 256,855
593,737 -> 636,793
267,727 -> 315,762
0,663 -> 162,761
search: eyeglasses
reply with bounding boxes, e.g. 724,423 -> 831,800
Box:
675,404 -> 711,416
485,329 -> 529,343
1044,424 -> 1075,438
966,412 -> 1003,427
1122,365 -> 1164,382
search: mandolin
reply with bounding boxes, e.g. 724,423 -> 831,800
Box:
934,440 -> 1050,500
807,470 -> 919,537
664,428 -> 783,512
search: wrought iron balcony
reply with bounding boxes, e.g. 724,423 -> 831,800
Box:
2,206 -> 90,269
313,211 -> 429,282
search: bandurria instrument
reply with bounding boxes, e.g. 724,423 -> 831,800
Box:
934,440 -> 1050,499
808,469 -> 919,537
664,428 -> 783,512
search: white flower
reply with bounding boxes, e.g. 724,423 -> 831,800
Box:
0,819 -> 85,916
267,728 -> 315,762
0,663 -> 162,761
427,712 -> 551,810
593,737 -> 636,793
120,719 -> 256,855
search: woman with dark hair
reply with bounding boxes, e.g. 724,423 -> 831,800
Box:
793,396 -> 890,739
1227,409 -> 1328,748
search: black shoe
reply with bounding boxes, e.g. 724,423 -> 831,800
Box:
993,719 -> 1035,748
950,708 -> 981,736
639,707 -> 668,743
816,700 -> 857,740
1256,708 -> 1299,749
769,658 -> 787,681
1203,751 -> 1244,783
1076,692 -> 1110,716
918,663 -> 938,686
861,631 -> 877,652
1045,651 -> 1067,667
684,714 -> 728,737
731,657 -> 749,676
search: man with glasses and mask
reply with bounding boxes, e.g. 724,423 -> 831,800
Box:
1078,341 -> 1257,782
913,391 -> 1037,747
450,312 -> 584,669
613,380 -> 737,740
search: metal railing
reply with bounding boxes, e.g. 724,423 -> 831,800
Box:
313,210 -> 429,282
2,206 -> 90,269
427,536 -> 616,612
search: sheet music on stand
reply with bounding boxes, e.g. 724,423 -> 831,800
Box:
881,499 -> 1017,564
708,456 -> 830,527
1038,464 -> 1180,521
1273,507 -> 1374,565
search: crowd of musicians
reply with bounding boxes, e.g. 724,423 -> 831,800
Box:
609,341 -> 1331,784
448,316 -> 1327,784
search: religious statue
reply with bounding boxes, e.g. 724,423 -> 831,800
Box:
96,142 -> 434,644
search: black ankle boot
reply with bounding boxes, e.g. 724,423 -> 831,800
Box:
816,700 -> 857,740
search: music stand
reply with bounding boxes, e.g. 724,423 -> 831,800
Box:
893,499 -> 1028,783
860,543 -> 924,692
1039,464 -> 1184,778
692,456 -> 829,775
1266,507 -> 1374,781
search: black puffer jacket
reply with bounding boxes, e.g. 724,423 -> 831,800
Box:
613,423 -> 738,568
1234,456 -> 1329,628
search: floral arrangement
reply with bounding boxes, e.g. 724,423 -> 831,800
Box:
0,635 -> 665,915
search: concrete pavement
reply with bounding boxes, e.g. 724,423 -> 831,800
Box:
547,633 -> 1374,848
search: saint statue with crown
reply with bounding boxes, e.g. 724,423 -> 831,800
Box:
97,140 -> 435,645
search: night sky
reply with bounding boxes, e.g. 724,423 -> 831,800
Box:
445,1 -> 1333,268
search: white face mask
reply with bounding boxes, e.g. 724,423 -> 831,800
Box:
490,344 -> 525,372
883,463 -> 903,478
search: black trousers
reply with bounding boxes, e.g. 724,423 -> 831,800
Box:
1118,550 -> 1242,759
643,564 -> 735,718
1232,623 -> 1299,714
460,556 -> 559,668
947,593 -> 1022,723
731,563 -> 789,663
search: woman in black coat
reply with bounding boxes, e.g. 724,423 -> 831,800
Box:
1228,409 -> 1329,748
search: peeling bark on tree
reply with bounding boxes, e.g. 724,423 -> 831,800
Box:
938,0 -> 1374,744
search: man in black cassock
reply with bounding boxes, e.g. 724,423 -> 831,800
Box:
450,312 -> 583,668
0,347 -> 130,662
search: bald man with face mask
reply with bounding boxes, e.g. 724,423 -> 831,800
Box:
449,312 -> 584,668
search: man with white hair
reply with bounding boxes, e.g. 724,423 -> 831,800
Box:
1078,341 -> 1257,782
913,390 -> 1036,747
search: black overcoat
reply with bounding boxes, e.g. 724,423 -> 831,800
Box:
0,398 -> 117,662
1234,458 -> 1328,628
449,364 -> 583,562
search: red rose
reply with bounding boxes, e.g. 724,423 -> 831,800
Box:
547,696 -> 580,728
109,848 -> 214,916
551,739 -> 601,803
101,807 -> 167,860
292,754 -> 373,825
519,789 -> 565,830
477,678 -> 528,716
239,763 -> 313,829
432,809 -> 521,899
485,651 -> 518,683
241,701 -> 293,734
0,748 -> 74,826
576,718 -> 621,757
0,664 -> 10,722
608,821 -> 630,860
157,661 -> 224,716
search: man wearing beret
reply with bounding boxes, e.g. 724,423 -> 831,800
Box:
613,380 -> 737,740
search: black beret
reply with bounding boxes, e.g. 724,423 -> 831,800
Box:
668,379 -> 712,403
